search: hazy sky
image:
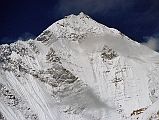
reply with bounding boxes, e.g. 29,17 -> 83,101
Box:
0,0 -> 159,45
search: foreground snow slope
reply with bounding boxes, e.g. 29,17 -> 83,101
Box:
0,12 -> 159,120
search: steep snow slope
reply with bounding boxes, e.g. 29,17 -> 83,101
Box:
0,12 -> 159,120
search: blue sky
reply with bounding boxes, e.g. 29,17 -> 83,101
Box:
1,0 -> 159,49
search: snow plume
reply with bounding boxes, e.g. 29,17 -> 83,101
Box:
61,87 -> 111,110
40,81 -> 114,119
142,36 -> 159,51
59,87 -> 115,119
79,33 -> 126,55
79,33 -> 105,53
79,32 -> 156,57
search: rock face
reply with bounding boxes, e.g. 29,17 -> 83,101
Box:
0,12 -> 159,120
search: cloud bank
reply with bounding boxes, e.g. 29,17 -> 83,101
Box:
142,36 -> 159,51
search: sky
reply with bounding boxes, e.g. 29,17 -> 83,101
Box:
0,0 -> 159,50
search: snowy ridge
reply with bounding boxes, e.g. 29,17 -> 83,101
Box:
0,12 -> 159,120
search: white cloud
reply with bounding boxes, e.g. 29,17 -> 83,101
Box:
142,37 -> 159,51
0,32 -> 35,45
18,32 -> 35,41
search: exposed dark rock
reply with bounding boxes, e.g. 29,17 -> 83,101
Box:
101,45 -> 118,61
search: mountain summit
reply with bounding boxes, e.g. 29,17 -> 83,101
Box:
0,13 -> 159,120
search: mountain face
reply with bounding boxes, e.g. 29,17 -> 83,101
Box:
1,12 -> 159,120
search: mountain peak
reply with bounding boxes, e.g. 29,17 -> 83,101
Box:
79,12 -> 86,16
78,12 -> 90,18
36,12 -> 158,58
1,12 -> 159,120
38,12 -> 122,45
64,12 -> 90,19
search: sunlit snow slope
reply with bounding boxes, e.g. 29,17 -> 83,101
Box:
1,12 -> 159,120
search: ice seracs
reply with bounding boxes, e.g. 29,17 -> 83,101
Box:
0,12 -> 159,120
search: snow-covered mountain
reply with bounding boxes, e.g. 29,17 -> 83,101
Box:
1,12 -> 159,120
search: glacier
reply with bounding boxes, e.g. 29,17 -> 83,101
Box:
0,12 -> 159,120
